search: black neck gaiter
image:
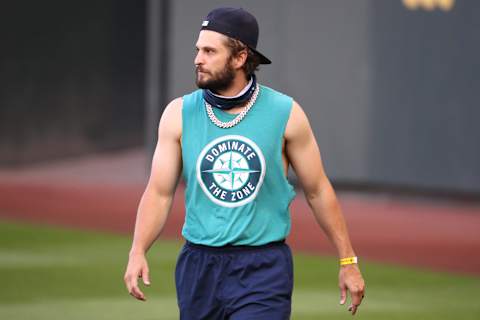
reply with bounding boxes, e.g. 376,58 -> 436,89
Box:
202,75 -> 256,110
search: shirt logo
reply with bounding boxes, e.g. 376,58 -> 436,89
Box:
196,135 -> 266,207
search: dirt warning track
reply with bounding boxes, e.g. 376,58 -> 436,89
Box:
1,149 -> 479,276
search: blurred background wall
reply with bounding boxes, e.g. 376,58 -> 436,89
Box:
0,0 -> 146,165
1,0 -> 479,195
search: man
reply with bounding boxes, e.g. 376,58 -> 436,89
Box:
124,7 -> 365,319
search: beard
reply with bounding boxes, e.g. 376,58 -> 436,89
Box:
195,59 -> 236,92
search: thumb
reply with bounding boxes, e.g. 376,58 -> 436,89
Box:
339,285 -> 347,305
142,268 -> 151,286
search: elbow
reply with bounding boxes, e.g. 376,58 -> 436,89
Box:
303,177 -> 332,206
304,185 -> 323,206
144,181 -> 174,201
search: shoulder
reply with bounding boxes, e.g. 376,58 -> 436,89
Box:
260,85 -> 292,102
284,100 -> 312,142
259,85 -> 294,120
159,97 -> 183,139
162,97 -> 183,120
182,89 -> 203,111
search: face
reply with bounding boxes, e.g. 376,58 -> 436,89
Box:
194,30 -> 237,92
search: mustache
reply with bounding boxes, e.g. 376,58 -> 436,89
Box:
195,66 -> 210,74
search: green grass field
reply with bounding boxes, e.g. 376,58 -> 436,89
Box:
0,219 -> 479,320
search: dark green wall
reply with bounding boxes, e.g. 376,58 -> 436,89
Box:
368,0 -> 480,193
0,1 -> 146,165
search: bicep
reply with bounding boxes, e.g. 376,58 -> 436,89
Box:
285,101 -> 328,196
146,99 -> 183,197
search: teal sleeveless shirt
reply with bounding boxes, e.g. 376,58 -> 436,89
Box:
181,85 -> 296,246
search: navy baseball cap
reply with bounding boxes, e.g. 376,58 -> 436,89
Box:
200,7 -> 271,64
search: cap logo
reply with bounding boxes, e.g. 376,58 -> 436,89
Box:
202,20 -> 209,27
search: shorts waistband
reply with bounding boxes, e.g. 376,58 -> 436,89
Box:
185,239 -> 286,253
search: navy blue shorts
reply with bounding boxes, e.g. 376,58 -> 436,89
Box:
175,240 -> 293,320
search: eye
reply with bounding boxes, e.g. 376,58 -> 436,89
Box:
204,47 -> 217,55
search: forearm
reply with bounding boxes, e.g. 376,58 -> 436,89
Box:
305,179 -> 355,259
129,186 -> 174,256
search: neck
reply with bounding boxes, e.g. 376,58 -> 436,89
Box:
202,74 -> 256,111
215,73 -> 249,97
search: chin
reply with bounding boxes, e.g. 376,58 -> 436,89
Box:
196,81 -> 208,89
196,75 -> 208,85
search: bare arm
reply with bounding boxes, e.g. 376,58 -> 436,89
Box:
124,98 -> 183,301
285,101 -> 365,315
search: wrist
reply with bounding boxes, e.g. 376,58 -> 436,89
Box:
129,247 -> 147,257
339,256 -> 358,266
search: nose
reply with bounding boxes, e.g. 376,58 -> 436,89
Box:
194,50 -> 204,66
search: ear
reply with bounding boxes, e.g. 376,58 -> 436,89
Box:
231,48 -> 248,70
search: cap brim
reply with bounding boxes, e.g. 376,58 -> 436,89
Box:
251,47 -> 271,64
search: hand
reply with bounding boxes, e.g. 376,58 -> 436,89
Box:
339,264 -> 365,315
124,252 -> 151,301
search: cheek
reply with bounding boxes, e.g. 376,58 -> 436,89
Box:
213,53 -> 229,67
201,52 -> 229,73
205,59 -> 222,73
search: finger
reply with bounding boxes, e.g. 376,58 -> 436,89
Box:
350,289 -> 363,307
339,286 -> 347,305
131,284 -> 146,301
124,273 -> 133,293
126,273 -> 146,301
130,275 -> 145,301
351,304 -> 358,315
142,268 -> 151,286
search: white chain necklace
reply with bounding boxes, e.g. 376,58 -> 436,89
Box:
205,84 -> 260,129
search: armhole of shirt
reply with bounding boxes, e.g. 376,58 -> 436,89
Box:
181,93 -> 193,181
281,98 -> 297,209
181,91 -> 199,146
277,94 -> 295,191
280,96 -> 294,139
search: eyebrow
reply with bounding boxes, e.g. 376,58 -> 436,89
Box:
196,45 -> 217,51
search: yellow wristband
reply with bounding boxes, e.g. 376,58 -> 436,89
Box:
340,256 -> 358,266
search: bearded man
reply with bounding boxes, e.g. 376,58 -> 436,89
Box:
124,7 -> 365,319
